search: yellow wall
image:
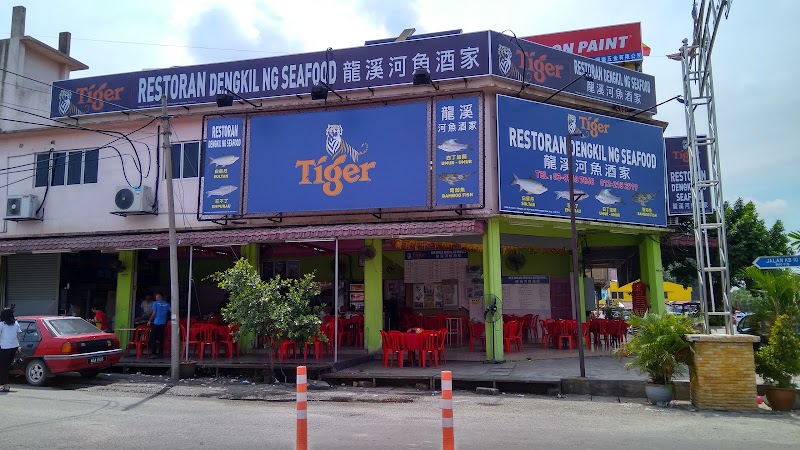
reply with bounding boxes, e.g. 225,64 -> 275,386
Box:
607,279 -> 692,303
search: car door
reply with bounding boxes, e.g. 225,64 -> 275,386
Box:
18,320 -> 43,359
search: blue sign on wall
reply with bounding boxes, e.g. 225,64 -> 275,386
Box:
665,136 -> 711,216
497,95 -> 667,226
50,32 -> 489,117
201,117 -> 244,215
434,96 -> 480,206
490,32 -> 657,113
246,103 -> 429,214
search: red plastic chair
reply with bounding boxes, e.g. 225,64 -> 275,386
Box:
559,320 -> 578,350
198,325 -> 219,360
419,331 -> 439,368
216,325 -> 239,358
436,329 -> 447,365
126,325 -> 150,359
541,319 -> 557,349
277,339 -> 298,361
468,321 -> 485,352
511,320 -> 525,352
503,321 -> 518,353
381,330 -> 408,367
528,315 -> 540,342
185,325 -> 203,358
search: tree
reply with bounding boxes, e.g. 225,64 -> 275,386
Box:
738,266 -> 800,328
731,287 -> 757,313
725,199 -> 791,287
789,230 -> 800,254
208,258 -> 325,381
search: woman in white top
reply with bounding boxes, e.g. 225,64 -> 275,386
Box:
0,307 -> 22,392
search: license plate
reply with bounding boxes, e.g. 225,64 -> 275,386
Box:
88,356 -> 106,364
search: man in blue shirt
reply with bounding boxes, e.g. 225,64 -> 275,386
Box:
148,292 -> 171,358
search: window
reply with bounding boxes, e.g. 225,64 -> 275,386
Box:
170,141 -> 201,179
34,149 -> 99,187
19,321 -> 41,342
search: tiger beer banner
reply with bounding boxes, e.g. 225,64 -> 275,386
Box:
490,31 -> 656,112
245,103 -> 429,214
497,95 -> 667,226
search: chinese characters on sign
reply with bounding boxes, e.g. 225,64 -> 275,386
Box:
435,96 -> 480,206
497,95 -> 666,226
202,117 -> 244,215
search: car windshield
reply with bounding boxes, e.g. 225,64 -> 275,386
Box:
45,317 -> 104,336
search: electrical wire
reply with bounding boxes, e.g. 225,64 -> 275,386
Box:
0,67 -> 158,120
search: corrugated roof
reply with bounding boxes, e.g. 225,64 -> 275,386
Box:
0,220 -> 485,253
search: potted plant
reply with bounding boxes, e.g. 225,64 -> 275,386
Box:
615,311 -> 696,405
755,314 -> 800,411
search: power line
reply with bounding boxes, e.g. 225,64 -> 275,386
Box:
0,67 -> 159,120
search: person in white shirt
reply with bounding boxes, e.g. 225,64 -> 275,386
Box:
0,307 -> 22,392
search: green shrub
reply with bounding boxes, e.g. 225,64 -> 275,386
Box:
755,314 -> 800,388
615,311 -> 697,385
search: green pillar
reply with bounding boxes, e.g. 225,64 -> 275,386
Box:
482,218 -> 504,362
238,243 -> 260,353
364,238 -> 383,353
114,250 -> 137,349
577,274 -> 587,322
639,235 -> 666,314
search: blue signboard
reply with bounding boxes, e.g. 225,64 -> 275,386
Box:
497,95 -> 667,226
490,32 -> 657,112
665,136 -> 711,216
405,250 -> 468,260
502,275 -> 550,284
434,96 -> 480,206
246,103 -> 428,214
201,117 -> 244,215
752,256 -> 800,269
50,32 -> 489,117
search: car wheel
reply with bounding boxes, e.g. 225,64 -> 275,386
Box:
79,370 -> 100,378
25,359 -> 49,386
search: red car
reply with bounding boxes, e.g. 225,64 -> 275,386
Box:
11,316 -> 122,386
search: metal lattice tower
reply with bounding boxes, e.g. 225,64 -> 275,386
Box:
679,0 -> 734,333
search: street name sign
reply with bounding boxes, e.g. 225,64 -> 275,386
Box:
752,256 -> 800,269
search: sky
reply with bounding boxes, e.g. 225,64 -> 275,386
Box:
2,0 -> 798,234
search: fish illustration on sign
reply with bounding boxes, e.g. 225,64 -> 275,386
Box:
595,188 -> 622,205
208,155 -> 240,167
632,192 -> 657,207
206,185 -> 238,197
438,172 -> 475,185
437,139 -> 474,153
511,173 -> 547,195
555,190 -> 588,201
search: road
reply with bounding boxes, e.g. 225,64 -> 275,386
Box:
0,376 -> 798,449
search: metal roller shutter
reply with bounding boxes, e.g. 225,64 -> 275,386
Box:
6,254 -> 60,315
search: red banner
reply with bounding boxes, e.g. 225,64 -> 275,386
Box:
523,23 -> 643,64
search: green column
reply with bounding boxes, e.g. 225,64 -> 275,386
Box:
238,243 -> 260,353
639,235 -> 666,314
482,218 -> 504,362
364,238 -> 383,353
114,250 -> 137,349
577,274 -> 587,322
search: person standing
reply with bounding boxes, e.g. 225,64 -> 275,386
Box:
148,292 -> 170,358
0,307 -> 22,392
91,305 -> 110,332
139,294 -> 155,323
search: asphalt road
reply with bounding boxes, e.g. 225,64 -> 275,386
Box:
0,376 -> 798,449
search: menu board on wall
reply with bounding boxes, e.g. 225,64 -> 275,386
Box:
404,250 -> 468,284
501,275 -> 551,310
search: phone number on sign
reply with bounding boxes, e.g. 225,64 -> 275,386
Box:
599,179 -> 639,191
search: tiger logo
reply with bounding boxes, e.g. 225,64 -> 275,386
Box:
498,45 -> 522,81
58,88 -> 73,116
568,114 -> 577,135
325,124 -> 368,162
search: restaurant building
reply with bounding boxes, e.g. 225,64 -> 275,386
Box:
0,7 -> 669,361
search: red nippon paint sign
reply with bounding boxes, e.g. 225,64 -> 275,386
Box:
523,22 -> 643,64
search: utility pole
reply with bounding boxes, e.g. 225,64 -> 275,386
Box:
161,95 -> 180,381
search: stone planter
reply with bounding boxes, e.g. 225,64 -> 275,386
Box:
645,383 -> 674,406
765,386 -> 796,412
179,361 -> 197,379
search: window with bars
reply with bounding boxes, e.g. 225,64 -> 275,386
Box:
169,142 -> 201,179
34,149 -> 99,187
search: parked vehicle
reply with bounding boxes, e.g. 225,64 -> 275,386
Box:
10,316 -> 122,386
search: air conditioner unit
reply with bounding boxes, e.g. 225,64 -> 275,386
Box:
113,185 -> 154,214
5,194 -> 39,220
